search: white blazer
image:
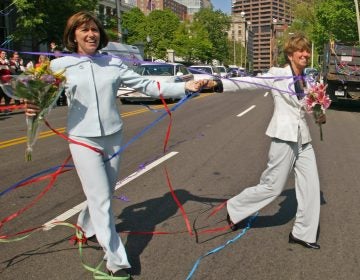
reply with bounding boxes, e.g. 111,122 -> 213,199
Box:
222,65 -> 312,144
50,55 -> 186,137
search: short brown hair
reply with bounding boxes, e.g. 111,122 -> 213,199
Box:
283,33 -> 311,63
63,11 -> 109,53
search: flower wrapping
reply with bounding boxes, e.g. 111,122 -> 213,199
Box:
0,61 -> 66,161
303,83 -> 331,141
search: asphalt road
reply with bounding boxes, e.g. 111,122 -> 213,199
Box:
1,91 -> 360,280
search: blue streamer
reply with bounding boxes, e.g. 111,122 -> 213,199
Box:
1,92 -> 197,197
186,212 -> 258,280
0,164 -> 74,197
105,92 -> 195,162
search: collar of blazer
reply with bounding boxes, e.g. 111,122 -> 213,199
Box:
283,65 -> 305,104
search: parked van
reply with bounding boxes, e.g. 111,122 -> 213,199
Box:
100,42 -> 144,67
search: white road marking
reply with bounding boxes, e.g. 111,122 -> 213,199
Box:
236,105 -> 256,117
42,151 -> 178,230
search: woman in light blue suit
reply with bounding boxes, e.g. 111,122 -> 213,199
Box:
223,34 -> 326,249
25,11 -> 215,279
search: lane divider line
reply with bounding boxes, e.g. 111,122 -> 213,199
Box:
236,105 -> 256,117
42,151 -> 178,230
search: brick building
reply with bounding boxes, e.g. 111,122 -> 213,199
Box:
231,0 -> 305,71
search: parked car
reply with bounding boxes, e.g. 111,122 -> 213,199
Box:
304,67 -> 319,81
227,66 -> 246,77
188,65 -> 222,92
117,62 -> 194,103
215,65 -> 228,78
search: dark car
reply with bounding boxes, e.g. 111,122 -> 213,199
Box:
227,66 -> 246,78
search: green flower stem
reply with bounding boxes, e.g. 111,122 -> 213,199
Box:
25,116 -> 42,162
319,123 -> 323,141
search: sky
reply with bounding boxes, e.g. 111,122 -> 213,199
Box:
211,0 -> 232,14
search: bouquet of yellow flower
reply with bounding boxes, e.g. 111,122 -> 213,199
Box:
0,61 -> 66,161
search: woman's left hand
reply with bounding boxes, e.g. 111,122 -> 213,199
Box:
24,100 -> 40,117
185,79 -> 218,92
315,113 -> 326,124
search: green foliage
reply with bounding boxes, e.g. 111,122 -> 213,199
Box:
144,9 -> 180,60
12,0 -> 98,47
313,0 -> 357,48
279,0 -> 358,68
121,8 -> 147,45
226,40 -> 246,66
172,20 -> 212,63
193,8 -> 231,63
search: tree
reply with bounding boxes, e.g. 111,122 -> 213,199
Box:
144,9 -> 180,60
121,8 -> 147,45
285,0 -> 358,68
12,0 -> 98,49
193,8 -> 231,64
313,0 -> 357,48
288,0 -> 357,48
172,20 -> 212,63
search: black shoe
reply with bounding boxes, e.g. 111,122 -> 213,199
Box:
108,268 -> 131,279
87,235 -> 99,244
226,214 -> 239,231
289,232 -> 320,249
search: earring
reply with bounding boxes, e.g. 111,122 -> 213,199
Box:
74,39 -> 77,43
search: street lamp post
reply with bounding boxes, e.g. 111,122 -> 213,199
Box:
233,35 -> 236,65
146,35 -> 153,61
116,0 -> 122,42
240,12 -> 245,69
244,21 -> 250,70
122,28 -> 129,44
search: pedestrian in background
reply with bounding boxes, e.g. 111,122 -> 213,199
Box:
0,50 -> 12,114
10,51 -> 25,74
222,33 -> 325,250
10,52 -> 26,105
25,11 -> 215,279
35,54 -> 49,68
49,41 -> 62,60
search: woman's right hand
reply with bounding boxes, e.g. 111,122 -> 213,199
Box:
24,100 -> 40,117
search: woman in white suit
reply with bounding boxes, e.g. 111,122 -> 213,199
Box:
223,34 -> 325,249
24,11 -> 215,279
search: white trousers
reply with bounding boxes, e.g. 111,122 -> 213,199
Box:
69,131 -> 130,272
227,137 -> 320,243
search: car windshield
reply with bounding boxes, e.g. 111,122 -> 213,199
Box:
189,67 -> 212,74
135,64 -> 174,76
216,66 -> 226,73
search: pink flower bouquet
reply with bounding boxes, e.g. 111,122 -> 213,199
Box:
304,83 -> 331,141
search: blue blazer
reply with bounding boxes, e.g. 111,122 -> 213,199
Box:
50,54 -> 186,137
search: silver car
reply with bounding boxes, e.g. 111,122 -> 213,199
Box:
188,65 -> 222,92
215,65 -> 228,78
118,62 -> 194,103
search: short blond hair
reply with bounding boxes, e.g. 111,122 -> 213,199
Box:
283,33 -> 311,63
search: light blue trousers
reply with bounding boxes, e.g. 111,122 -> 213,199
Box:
227,137 -> 320,243
69,130 -> 130,272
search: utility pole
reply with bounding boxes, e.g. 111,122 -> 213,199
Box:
355,0 -> 360,44
116,0 -> 122,42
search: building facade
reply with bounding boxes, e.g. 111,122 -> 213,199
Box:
175,0 -> 212,17
232,0 -> 299,71
136,0 -> 188,20
228,12 -> 254,71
